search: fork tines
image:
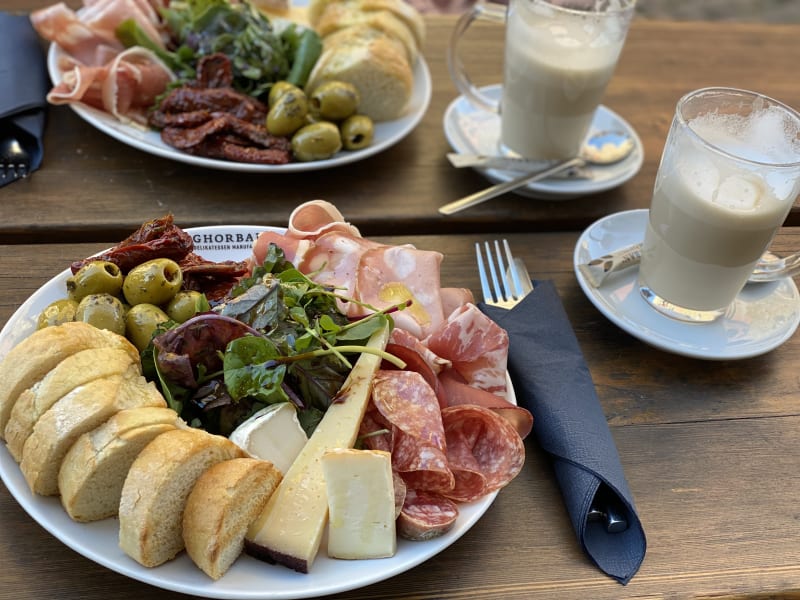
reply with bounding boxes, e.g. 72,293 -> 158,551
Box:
475,239 -> 525,306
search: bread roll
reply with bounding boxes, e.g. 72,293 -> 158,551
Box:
5,346 -> 140,462
0,321 -> 140,438
183,458 -> 283,580
19,367 -> 166,496
306,36 -> 413,121
118,428 -> 246,568
59,406 -> 185,523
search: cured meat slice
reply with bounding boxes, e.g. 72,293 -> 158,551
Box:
287,200 -> 361,240
371,370 -> 454,494
397,489 -> 459,541
356,244 -> 447,339
425,303 -> 509,398
441,405 -> 525,502
438,369 -> 533,440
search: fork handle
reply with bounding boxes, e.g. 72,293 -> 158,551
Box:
439,157 -> 585,215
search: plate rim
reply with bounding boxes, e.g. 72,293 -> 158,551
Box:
443,83 -> 644,200
572,209 -> 800,360
0,224 -> 505,599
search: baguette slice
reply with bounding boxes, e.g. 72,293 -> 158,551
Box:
0,321 -> 140,438
6,346 -> 140,462
309,0 -> 425,48
19,367 -> 166,496
119,428 -> 246,568
315,5 -> 419,64
306,36 -> 413,122
59,406 -> 185,522
183,458 -> 283,580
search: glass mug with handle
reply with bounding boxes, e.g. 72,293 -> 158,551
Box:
447,0 -> 635,161
638,87 -> 800,323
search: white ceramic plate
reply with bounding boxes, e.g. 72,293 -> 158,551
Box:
46,48 -> 431,173
0,226 -> 506,599
443,84 -> 644,200
573,210 -> 800,360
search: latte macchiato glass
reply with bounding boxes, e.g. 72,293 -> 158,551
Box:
447,0 -> 635,160
638,88 -> 800,323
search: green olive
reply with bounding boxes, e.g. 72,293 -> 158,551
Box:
75,293 -> 126,335
309,81 -> 360,121
339,114 -> 375,151
291,122 -> 342,162
37,298 -> 79,329
125,303 -> 169,352
122,258 -> 183,306
268,81 -> 301,109
266,89 -> 309,137
165,290 -> 209,323
66,261 -> 123,302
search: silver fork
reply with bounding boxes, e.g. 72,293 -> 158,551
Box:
475,239 -> 533,307
1,135 -> 31,183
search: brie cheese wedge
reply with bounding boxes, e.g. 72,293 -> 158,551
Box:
229,403 -> 307,474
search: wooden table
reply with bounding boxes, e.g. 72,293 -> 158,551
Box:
3,229 -> 800,599
2,12 -> 800,243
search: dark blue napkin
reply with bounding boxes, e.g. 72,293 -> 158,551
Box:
479,280 -> 646,584
0,12 -> 48,186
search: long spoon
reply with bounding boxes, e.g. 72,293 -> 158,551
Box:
438,130 -> 635,215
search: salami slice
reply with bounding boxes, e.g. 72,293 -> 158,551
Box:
371,370 -> 455,494
397,489 -> 460,541
441,405 -> 525,502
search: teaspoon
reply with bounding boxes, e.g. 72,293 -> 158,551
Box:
438,130 -> 635,216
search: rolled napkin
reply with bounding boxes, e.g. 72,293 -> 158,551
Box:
479,280 -> 646,584
0,12 -> 48,186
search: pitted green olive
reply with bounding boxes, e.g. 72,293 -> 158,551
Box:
75,293 -> 126,335
37,298 -> 79,329
125,303 -> 169,352
340,114 -> 375,151
268,81 -> 301,109
291,122 -> 342,162
309,81 -> 360,121
266,89 -> 308,137
122,258 -> 183,306
66,261 -> 123,302
165,290 -> 209,323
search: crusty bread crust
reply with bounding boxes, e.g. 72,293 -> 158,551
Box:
19,367 -> 167,496
5,347 -> 140,462
183,458 -> 283,580
118,428 -> 246,568
59,406 -> 185,522
0,322 -> 140,438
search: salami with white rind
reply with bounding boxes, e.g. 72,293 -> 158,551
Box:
397,489 -> 459,541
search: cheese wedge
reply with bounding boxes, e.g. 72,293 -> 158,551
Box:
321,448 -> 396,559
229,402 -> 307,474
244,324 -> 389,573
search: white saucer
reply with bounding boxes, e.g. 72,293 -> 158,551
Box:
443,84 -> 644,200
573,209 -> 800,360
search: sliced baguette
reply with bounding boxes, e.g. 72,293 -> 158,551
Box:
58,406 -> 186,523
306,36 -> 413,121
5,346 -> 141,462
183,458 -> 283,580
119,428 -> 246,568
0,321 -> 140,438
19,367 -> 166,496
315,5 -> 419,65
309,0 -> 425,48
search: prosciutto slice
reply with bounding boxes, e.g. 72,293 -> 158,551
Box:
48,47 -> 175,125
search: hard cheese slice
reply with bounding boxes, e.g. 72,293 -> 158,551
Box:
322,449 -> 396,559
244,324 -> 389,573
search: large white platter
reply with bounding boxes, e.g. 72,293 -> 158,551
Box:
0,226 -> 502,599
46,46 -> 432,172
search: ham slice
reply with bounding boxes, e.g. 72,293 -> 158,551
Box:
287,200 -> 361,239
48,47 -> 175,125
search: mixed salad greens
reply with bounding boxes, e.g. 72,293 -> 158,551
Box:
143,244 -> 404,438
117,0 -> 322,98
